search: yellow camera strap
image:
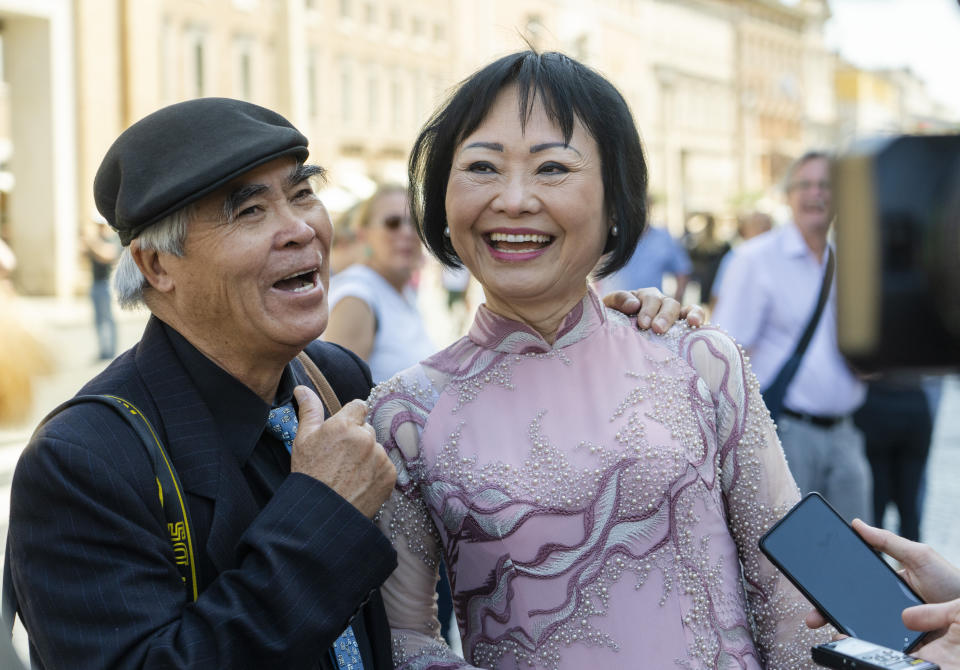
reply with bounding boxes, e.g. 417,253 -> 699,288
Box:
29,395 -> 197,603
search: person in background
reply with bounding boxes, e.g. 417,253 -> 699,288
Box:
712,151 -> 870,524
329,199 -> 366,277
853,373 -> 938,541
709,210 -> 773,311
368,49 -> 826,669
84,213 -> 121,360
601,196 -> 691,301
323,184 -> 436,383
807,520 -> 960,669
0,237 -> 51,426
684,212 -> 730,304
0,236 -> 15,294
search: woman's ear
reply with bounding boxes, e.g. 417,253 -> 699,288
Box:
130,240 -> 175,293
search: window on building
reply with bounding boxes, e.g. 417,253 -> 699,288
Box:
307,49 -> 320,117
160,19 -> 176,103
367,66 -> 379,126
390,70 -> 402,130
414,69 -> 427,128
364,1 -> 377,24
340,58 -> 353,124
411,15 -> 424,38
234,37 -> 254,100
186,28 -> 208,98
389,6 -> 401,31
432,22 -> 445,42
340,0 -> 351,19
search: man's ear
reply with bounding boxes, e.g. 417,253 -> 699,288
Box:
130,240 -> 175,293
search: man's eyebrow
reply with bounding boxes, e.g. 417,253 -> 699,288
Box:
530,142 -> 581,156
222,164 -> 327,221
223,183 -> 269,220
286,163 -> 327,188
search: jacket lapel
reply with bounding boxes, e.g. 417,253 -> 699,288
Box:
135,317 -> 260,574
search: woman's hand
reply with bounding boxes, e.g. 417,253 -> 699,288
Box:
602,287 -> 705,334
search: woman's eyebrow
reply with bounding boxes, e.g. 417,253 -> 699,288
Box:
463,141 -> 503,152
530,142 -> 581,157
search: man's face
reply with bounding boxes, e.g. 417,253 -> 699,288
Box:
161,157 -> 332,366
787,157 -> 833,238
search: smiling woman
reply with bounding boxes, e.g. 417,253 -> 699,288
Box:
366,50 -> 832,670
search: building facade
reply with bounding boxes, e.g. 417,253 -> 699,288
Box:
0,0 -> 954,296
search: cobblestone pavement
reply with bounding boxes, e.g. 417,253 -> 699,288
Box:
1,295 -> 959,664
920,375 -> 960,566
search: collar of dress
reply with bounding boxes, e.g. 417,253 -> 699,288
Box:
466,289 -> 608,354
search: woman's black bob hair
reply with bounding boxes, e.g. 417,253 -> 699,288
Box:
408,50 -> 648,279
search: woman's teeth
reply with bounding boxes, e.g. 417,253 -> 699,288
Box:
488,232 -> 552,244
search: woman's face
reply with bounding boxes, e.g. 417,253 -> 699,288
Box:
362,190 -> 422,289
445,85 -> 608,323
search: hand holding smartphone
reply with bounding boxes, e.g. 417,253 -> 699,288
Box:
759,492 -> 928,652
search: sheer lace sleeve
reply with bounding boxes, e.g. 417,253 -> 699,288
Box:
368,367 -> 479,670
679,326 -> 833,668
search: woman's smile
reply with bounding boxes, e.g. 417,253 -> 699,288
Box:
483,228 -> 556,260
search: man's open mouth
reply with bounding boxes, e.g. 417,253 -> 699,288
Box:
273,268 -> 319,293
484,232 -> 554,254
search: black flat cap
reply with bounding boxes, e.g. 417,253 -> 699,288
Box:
94,98 -> 310,245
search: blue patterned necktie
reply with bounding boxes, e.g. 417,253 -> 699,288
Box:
265,402 -> 365,670
266,404 -> 299,452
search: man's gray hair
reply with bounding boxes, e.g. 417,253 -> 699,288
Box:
113,206 -> 192,309
784,150 -> 834,191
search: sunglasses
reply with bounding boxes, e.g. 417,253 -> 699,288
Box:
382,215 -> 412,231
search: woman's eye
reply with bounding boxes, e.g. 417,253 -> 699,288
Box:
538,162 -> 568,175
468,161 -> 496,174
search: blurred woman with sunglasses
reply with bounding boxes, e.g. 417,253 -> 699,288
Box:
324,184 -> 437,383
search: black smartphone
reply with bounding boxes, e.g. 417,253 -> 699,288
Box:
759,492 -> 927,652
812,638 -> 938,669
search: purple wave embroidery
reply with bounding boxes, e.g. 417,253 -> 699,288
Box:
442,460 -> 678,657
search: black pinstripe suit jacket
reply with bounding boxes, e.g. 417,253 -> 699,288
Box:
7,316 -> 397,669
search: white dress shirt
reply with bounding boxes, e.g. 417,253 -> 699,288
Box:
712,222 -> 865,416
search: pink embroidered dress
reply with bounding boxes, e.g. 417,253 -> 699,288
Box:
368,290 -> 829,669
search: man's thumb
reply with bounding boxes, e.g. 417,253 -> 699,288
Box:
294,385 -> 325,425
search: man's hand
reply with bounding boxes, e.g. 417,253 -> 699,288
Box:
290,387 -> 397,518
602,287 -> 705,334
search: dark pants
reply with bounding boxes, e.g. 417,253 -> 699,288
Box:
437,560 -> 454,643
853,382 -> 932,541
91,279 -> 117,359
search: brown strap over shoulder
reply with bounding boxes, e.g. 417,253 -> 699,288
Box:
295,352 -> 343,415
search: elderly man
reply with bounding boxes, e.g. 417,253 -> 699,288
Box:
712,151 -> 870,523
4,98 -> 698,669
